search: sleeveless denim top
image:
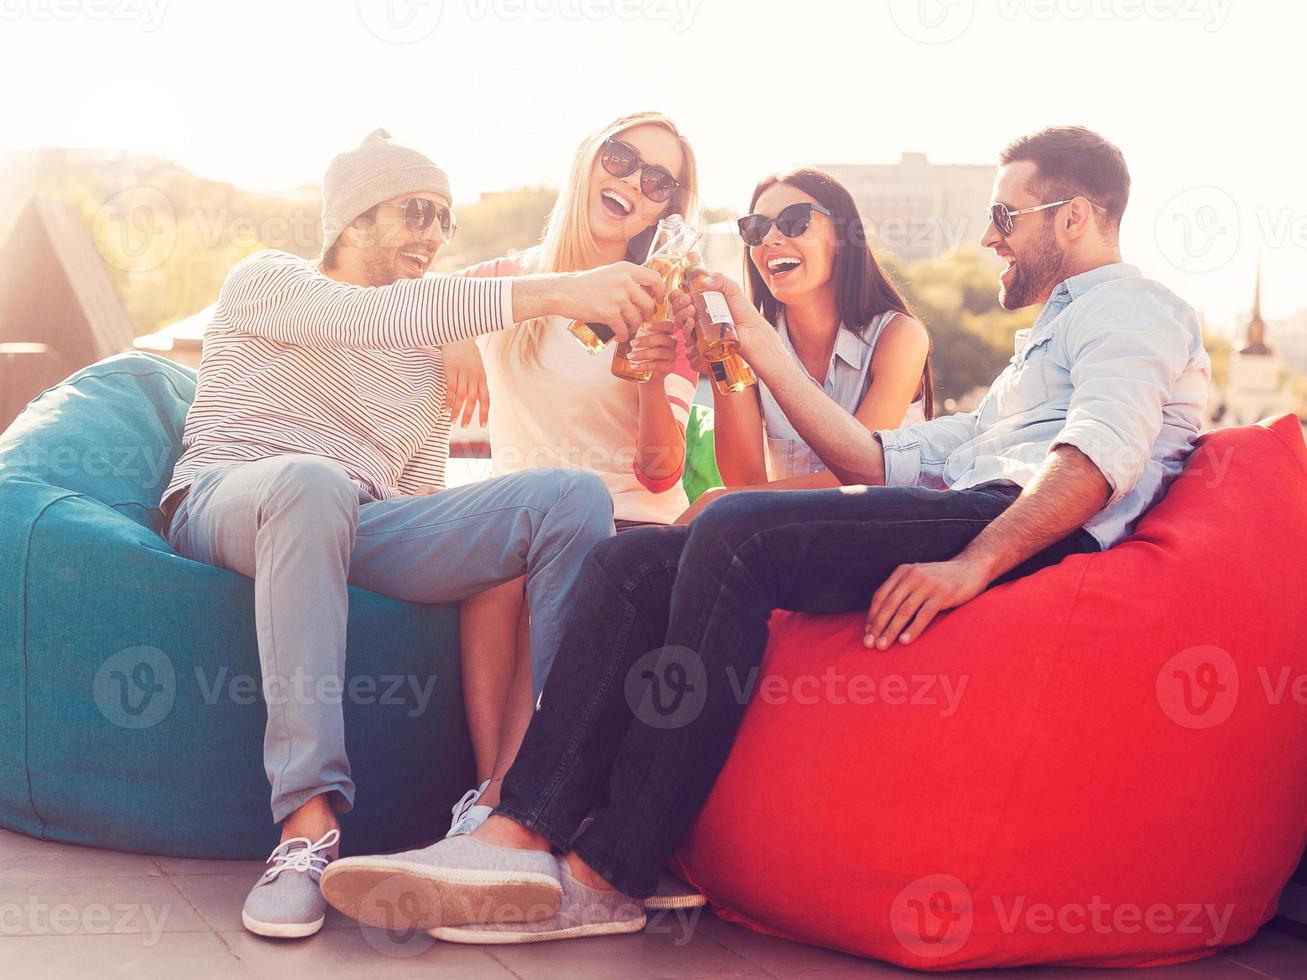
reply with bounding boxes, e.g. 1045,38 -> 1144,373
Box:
757,310 -> 925,480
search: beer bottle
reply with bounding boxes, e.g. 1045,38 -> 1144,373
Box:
682,264 -> 757,395
568,319 -> 616,353
609,214 -> 698,383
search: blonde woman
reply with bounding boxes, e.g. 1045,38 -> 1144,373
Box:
443,113 -> 701,837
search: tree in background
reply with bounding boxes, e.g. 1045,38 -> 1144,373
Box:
884,247 -> 1034,406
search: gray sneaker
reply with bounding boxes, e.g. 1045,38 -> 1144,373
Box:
241,828 -> 340,938
320,834 -> 561,934
430,857 -> 646,944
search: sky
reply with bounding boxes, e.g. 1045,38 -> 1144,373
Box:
1,0 -> 1303,329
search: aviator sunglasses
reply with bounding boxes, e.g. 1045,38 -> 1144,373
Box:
988,198 -> 1105,238
375,197 -> 457,242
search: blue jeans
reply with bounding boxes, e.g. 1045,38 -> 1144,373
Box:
495,480 -> 1097,897
166,455 -> 614,822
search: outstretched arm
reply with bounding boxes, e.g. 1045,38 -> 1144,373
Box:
669,279 -> 888,485
222,251 -> 660,349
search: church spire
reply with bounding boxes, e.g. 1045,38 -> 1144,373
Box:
1240,258 -> 1270,356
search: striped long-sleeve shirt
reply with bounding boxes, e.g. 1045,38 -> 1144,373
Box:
162,249 -> 515,512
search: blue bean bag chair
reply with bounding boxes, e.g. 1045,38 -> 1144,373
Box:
0,353 -> 475,858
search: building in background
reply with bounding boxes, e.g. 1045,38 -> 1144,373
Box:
820,153 -> 997,261
0,197 -> 135,430
1209,266 -> 1297,428
133,304 -> 209,370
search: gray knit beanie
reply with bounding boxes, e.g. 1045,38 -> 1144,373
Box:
320,129 -> 451,255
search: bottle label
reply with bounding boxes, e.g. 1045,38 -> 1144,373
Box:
701,291 -> 732,325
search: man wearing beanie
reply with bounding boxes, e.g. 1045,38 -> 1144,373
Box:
160,129 -> 662,939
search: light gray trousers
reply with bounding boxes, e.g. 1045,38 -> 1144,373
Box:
165,454 -> 614,823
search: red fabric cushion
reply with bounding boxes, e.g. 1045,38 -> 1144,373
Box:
674,416 -> 1307,970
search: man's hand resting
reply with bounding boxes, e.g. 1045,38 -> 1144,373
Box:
863,556 -> 992,649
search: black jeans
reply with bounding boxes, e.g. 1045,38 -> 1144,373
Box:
496,481 -> 1097,897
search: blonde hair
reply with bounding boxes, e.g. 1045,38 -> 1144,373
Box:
498,112 -> 701,367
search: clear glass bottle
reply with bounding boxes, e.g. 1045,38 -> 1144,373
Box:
609,214 -> 699,383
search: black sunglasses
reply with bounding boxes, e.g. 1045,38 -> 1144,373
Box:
737,202 -> 833,247
600,138 -> 681,205
376,197 -> 457,242
988,198 -> 1105,238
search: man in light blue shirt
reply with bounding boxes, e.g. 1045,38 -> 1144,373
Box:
323,127 -> 1214,939
876,260 -> 1209,551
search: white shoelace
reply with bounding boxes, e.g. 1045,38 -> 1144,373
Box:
450,786 -> 482,824
447,781 -> 492,837
263,827 -> 340,882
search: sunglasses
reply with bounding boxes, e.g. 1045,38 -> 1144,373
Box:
375,197 -> 457,242
737,202 -> 833,247
600,138 -> 681,205
988,198 -> 1105,238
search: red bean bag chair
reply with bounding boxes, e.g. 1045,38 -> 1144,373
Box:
674,415 -> 1307,971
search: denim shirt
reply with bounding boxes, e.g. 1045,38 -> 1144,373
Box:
875,263 -> 1211,549
758,311 -> 924,480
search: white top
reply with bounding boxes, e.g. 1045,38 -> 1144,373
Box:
463,256 -> 697,524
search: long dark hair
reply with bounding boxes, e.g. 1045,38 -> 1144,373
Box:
745,168 -> 934,420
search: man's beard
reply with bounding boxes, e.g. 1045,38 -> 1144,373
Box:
360,244 -> 399,286
1000,222 -> 1066,310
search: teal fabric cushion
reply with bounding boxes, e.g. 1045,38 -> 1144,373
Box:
0,353 -> 474,858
